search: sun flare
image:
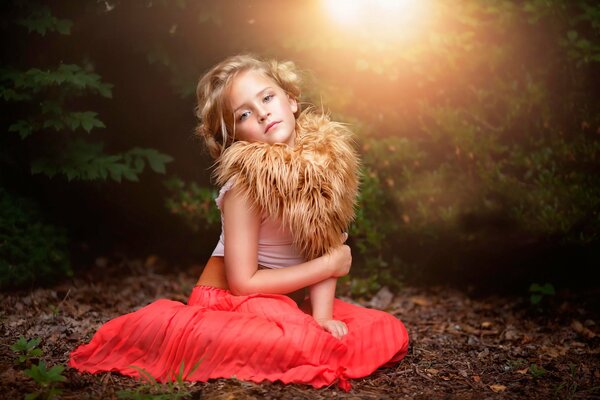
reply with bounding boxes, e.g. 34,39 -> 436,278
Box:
323,0 -> 427,36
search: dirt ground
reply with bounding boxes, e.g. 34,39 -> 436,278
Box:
1,256 -> 599,399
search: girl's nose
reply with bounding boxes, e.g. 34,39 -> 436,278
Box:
257,107 -> 270,121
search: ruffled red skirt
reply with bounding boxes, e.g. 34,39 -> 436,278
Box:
69,286 -> 409,390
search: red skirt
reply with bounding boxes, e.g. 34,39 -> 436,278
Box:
69,286 -> 409,390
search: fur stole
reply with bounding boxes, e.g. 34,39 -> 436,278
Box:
214,111 -> 359,260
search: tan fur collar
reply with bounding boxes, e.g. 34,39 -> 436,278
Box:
215,111 -> 360,260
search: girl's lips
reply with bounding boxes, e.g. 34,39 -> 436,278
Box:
265,121 -> 280,133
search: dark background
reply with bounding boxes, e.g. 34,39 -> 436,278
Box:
1,0 -> 599,293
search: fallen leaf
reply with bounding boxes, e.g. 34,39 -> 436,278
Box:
504,329 -> 520,341
462,324 -> 481,334
481,321 -> 493,329
490,384 -> 507,393
516,368 -> 529,375
425,368 -> 439,375
369,286 -> 394,310
145,254 -> 162,269
409,296 -> 431,307
477,348 -> 489,359
571,320 -> 597,339
521,334 -> 533,344
472,375 -> 481,383
541,345 -> 568,358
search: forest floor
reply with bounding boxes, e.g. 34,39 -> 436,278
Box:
1,256 -> 599,400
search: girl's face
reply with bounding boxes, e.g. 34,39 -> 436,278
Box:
227,69 -> 298,147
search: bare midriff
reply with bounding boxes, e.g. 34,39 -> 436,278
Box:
196,256 -> 229,289
195,255 -> 307,305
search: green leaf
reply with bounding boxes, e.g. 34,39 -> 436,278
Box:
176,360 -> 185,383
8,120 -> 35,138
14,5 -> 74,37
146,152 -> 174,174
529,283 -> 542,292
567,30 -> 578,41
122,168 -> 140,182
31,348 -> 43,358
539,283 -> 555,295
47,387 -> 63,398
24,360 -> 46,384
10,336 -> 30,352
46,365 -> 67,382
55,19 -> 73,35
42,118 -> 65,131
64,168 -> 80,181
133,157 -> 145,173
97,83 -> 113,98
79,111 -> 103,132
108,164 -> 125,182
530,294 -> 542,304
24,392 -> 40,400
41,101 -> 62,115
529,282 -> 555,295
130,365 -> 158,385
0,87 -> 32,101
529,363 -> 546,378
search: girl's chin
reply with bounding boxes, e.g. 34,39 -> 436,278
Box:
266,131 -> 294,146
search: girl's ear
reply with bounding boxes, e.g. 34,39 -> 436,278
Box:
288,95 -> 298,113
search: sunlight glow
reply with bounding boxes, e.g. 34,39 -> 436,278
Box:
323,0 -> 427,36
323,0 -> 362,25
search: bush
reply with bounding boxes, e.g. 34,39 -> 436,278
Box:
0,189 -> 71,289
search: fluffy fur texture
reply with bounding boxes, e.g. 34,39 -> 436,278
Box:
215,111 -> 359,260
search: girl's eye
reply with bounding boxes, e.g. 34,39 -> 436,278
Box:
239,111 -> 250,121
263,94 -> 274,102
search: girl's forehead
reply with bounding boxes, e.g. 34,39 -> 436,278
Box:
228,70 -> 279,106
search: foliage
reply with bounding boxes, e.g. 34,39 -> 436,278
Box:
164,177 -> 220,231
32,142 -> 174,182
14,1 -> 73,36
529,282 -> 556,305
0,1 -> 176,288
10,336 -> 43,365
333,0 -> 599,286
0,189 -> 71,289
116,361 -> 200,400
529,363 -> 547,379
1,1 -> 174,182
11,336 -> 67,400
23,360 -> 67,400
0,60 -> 173,182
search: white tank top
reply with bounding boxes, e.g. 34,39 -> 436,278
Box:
211,180 -> 306,269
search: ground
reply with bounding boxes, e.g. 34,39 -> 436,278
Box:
1,257 -> 599,399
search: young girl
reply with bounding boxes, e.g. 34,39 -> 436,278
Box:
69,55 -> 409,391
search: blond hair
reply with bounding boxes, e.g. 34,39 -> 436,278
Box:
194,54 -> 302,159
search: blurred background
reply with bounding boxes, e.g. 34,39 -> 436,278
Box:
1,0 -> 599,295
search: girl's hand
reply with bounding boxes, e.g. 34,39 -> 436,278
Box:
326,244 -> 352,277
316,319 -> 348,340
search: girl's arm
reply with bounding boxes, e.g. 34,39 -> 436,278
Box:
309,278 -> 348,339
223,186 -> 351,296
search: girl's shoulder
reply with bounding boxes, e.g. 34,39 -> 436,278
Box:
215,179 -> 235,211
